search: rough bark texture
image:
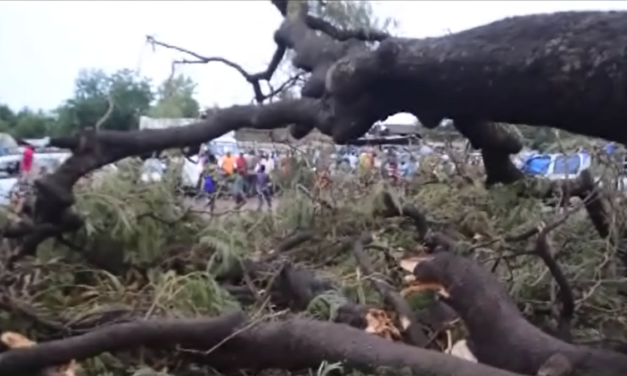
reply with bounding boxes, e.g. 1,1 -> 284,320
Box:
406,252 -> 627,376
0,311 -> 527,376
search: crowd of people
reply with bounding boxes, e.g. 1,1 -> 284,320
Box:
200,150 -> 277,212
333,148 -> 422,182
197,144 -> 455,212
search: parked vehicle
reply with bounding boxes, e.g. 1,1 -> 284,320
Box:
0,152 -> 71,205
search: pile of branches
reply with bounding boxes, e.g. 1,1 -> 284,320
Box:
1,159 -> 627,376
3,2 -> 627,376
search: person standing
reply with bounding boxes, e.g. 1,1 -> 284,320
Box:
235,152 -> 247,174
202,158 -> 218,214
347,152 -> 358,172
265,153 -> 276,173
255,164 -> 272,211
220,152 -> 235,176
359,150 -> 372,172
244,151 -> 258,197
256,153 -> 268,173
13,145 -> 34,214
231,170 -> 247,208
21,145 -> 34,179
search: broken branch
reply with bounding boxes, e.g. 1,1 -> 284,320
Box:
0,312 -> 529,376
352,235 -> 429,347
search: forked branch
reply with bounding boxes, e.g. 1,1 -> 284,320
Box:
146,36 -> 286,103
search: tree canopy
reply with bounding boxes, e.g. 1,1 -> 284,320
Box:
0,68 -> 200,139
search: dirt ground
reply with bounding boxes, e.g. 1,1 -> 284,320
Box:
184,196 -> 277,216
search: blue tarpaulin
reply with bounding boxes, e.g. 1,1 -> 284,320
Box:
522,155 -> 552,175
605,143 -> 616,154
522,152 -> 590,176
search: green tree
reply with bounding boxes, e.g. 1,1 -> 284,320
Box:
12,108 -> 55,139
149,74 -> 200,119
55,68 -> 154,134
308,1 -> 397,32
0,104 -> 15,134
0,104 -> 55,139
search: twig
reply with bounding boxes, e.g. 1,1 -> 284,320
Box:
94,94 -> 114,131
147,36 -> 286,104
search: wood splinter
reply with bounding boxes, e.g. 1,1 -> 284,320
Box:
1,331 -> 79,376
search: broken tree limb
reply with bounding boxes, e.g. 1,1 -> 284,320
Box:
534,223 -> 575,342
214,239 -> 406,341
18,99 -> 326,256
216,256 -> 389,335
400,252 -> 627,376
0,312 -> 529,376
147,35 -> 285,104
376,191 -> 456,252
216,230 -> 316,282
0,311 -> 246,375
352,235 -> 429,347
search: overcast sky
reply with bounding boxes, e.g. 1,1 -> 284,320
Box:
1,1 -> 626,115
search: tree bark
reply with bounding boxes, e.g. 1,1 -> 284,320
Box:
0,311 -> 527,376
405,252 -> 627,376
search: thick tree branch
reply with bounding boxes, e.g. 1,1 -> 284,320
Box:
401,252 -> 627,375
0,311 -> 530,376
14,99 -> 326,256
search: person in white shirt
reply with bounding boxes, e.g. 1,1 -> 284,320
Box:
267,154 -> 276,173
347,153 -> 358,171
256,153 -> 275,173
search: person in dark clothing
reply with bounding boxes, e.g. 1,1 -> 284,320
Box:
232,170 -> 247,208
255,164 -> 272,211
202,161 -> 217,214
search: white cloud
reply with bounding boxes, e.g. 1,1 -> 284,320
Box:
1,1 -> 626,111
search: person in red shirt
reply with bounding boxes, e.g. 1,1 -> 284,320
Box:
235,152 -> 246,171
21,146 -> 34,176
12,145 -> 34,214
235,152 -> 248,193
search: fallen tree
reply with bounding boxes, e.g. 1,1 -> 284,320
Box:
2,162 -> 627,375
7,6 -> 627,256
4,2 -> 627,376
0,310 -> 528,376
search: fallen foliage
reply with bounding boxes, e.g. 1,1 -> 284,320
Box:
1,156 -> 627,376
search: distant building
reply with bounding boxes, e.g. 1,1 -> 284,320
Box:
377,123 -> 420,137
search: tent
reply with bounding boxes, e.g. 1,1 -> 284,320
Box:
521,152 -> 591,177
207,132 -> 239,156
